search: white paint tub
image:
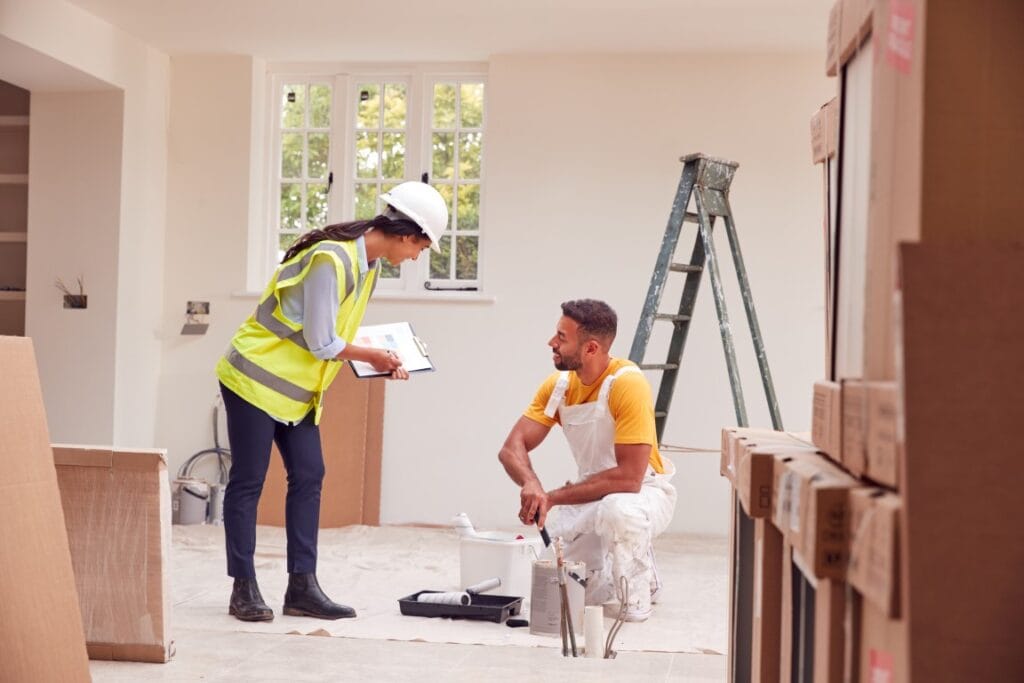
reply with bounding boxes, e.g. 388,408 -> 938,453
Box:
459,531 -> 545,600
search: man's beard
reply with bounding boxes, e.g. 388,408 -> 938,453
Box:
553,351 -> 582,371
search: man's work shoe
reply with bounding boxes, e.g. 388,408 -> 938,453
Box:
282,573 -> 357,620
229,577 -> 274,622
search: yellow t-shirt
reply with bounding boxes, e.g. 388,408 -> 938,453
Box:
523,358 -> 665,474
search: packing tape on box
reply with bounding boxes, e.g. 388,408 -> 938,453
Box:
417,591 -> 471,606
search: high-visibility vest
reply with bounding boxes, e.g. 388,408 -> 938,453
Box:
216,239 -> 378,424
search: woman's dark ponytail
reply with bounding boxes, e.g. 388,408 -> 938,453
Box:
281,214 -> 426,263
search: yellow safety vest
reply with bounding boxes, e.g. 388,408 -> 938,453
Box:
216,239 -> 379,424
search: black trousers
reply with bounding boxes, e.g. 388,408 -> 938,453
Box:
220,383 -> 324,578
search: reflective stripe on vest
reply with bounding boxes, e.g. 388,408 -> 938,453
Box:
215,239 -> 377,423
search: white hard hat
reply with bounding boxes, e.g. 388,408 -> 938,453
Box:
380,182 -> 448,253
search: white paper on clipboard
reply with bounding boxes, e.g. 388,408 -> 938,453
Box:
349,322 -> 434,378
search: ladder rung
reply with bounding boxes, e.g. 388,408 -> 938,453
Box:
683,212 -> 701,223
654,411 -> 667,418
638,363 -> 679,371
670,263 -> 703,274
655,313 -> 692,323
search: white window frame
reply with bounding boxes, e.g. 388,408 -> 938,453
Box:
257,63 -> 488,300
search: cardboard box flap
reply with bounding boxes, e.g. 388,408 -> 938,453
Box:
848,488 -> 901,617
0,336 -> 92,681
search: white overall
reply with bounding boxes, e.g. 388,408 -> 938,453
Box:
542,366 -> 678,614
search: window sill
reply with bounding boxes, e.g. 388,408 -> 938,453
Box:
231,289 -> 496,304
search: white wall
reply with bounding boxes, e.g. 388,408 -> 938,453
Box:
159,52 -> 832,535
1,0 -> 169,447
155,55 -> 266,479
25,91 -> 123,444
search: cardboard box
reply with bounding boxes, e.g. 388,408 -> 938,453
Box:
53,445 -> 173,663
847,488 -> 900,618
779,454 -> 862,580
838,0 -> 873,67
865,382 -> 901,488
810,98 -> 839,164
847,591 -> 908,683
863,0 -> 1024,380
0,337 -> 91,682
841,380 -> 867,476
738,445 -> 819,519
258,370 -> 385,527
811,381 -> 841,461
899,243 -> 1024,681
720,427 -> 811,485
825,0 -> 841,76
752,519 -> 782,683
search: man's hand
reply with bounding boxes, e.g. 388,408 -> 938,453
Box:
519,481 -> 551,529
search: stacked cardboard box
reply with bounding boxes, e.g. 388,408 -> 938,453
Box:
725,1 -> 1024,680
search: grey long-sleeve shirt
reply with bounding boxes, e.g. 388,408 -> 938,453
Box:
278,236 -> 374,361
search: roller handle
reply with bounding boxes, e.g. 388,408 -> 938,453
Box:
465,577 -> 501,595
533,512 -> 551,547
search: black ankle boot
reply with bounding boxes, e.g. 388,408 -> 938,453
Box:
282,573 -> 356,620
229,577 -> 274,622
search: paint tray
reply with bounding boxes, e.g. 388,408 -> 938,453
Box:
398,591 -> 524,623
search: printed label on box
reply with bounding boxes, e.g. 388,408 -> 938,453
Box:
887,0 -> 915,74
870,648 -> 894,683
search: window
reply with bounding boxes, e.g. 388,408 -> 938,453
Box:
426,80 -> 484,289
267,68 -> 486,295
274,82 -> 333,262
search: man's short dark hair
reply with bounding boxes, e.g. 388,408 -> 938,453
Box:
561,299 -> 617,346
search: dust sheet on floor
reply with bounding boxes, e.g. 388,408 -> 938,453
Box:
171,524 -> 727,655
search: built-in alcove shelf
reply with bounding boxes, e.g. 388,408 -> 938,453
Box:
0,232 -> 27,243
0,174 -> 28,184
0,291 -> 26,302
0,116 -> 29,126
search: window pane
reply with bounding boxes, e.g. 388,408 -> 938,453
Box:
381,133 -> 405,180
430,235 -> 452,279
281,133 -> 303,179
460,83 -> 484,127
280,183 -> 302,231
306,183 -> 329,230
307,133 -> 329,179
431,183 -> 454,229
309,84 -> 331,128
356,131 -> 380,179
455,235 -> 478,280
457,184 -> 480,231
432,83 -> 456,128
379,261 -> 401,279
356,83 -> 380,129
432,132 -> 455,180
354,183 -> 378,220
458,132 -> 482,179
383,83 -> 407,129
282,84 -> 305,128
279,232 -> 300,257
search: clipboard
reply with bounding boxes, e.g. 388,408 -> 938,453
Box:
349,321 -> 435,378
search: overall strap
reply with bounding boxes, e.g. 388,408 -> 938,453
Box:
543,372 -> 571,419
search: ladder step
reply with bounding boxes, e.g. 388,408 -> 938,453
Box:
638,363 -> 680,371
670,262 -> 703,274
654,411 -> 667,418
683,212 -> 701,223
655,313 -> 692,323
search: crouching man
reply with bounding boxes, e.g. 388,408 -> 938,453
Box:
498,299 -> 677,621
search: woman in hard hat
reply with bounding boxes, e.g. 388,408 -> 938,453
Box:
215,181 -> 446,622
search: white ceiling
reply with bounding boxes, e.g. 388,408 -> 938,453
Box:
64,0 -> 830,61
